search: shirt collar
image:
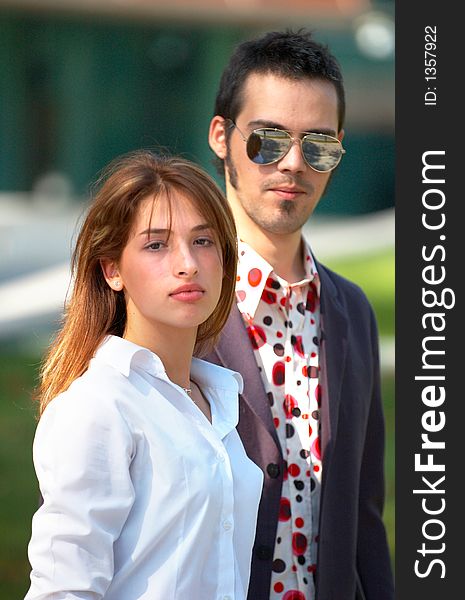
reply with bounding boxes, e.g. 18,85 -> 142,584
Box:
236,238 -> 319,319
93,335 -> 243,434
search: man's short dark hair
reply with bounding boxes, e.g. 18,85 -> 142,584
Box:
214,29 -> 346,131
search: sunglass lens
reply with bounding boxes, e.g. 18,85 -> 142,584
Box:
302,134 -> 342,172
246,129 -> 290,165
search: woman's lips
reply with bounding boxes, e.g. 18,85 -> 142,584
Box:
169,284 -> 205,302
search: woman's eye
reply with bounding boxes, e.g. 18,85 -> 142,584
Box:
145,241 -> 164,251
194,237 -> 214,246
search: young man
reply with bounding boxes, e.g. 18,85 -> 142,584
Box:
206,30 -> 394,600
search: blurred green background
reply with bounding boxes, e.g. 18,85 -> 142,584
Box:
0,1 -> 394,596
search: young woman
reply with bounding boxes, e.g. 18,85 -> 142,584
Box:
25,151 -> 263,600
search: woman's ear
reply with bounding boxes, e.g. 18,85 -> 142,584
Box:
208,116 -> 228,160
100,259 -> 123,291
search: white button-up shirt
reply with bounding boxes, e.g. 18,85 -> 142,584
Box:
25,336 -> 263,600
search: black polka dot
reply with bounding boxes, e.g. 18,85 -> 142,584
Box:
310,478 -> 316,491
300,449 -> 310,459
313,336 -> 319,345
263,316 -> 273,326
277,537 -> 282,544
270,279 -> 281,290
267,392 -> 274,407
291,335 -> 297,345
286,423 -> 295,438
272,558 -> 286,572
298,555 -> 306,565
304,578 -> 308,585
312,409 -> 320,420
292,407 -> 301,417
297,302 -> 306,315
296,494 -> 303,502
294,480 -> 305,491
297,380 -> 301,386
273,343 -> 285,357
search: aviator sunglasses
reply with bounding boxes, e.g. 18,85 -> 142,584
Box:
230,121 -> 345,173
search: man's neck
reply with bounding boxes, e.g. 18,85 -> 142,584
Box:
239,225 -> 306,284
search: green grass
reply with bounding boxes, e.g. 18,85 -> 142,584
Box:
1,250 -> 395,596
0,354 -> 40,598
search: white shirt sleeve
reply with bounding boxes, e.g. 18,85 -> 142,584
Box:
25,383 -> 136,600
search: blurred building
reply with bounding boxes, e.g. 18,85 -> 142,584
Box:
0,0 -> 394,215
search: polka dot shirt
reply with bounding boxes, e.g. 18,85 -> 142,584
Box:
236,240 -> 322,600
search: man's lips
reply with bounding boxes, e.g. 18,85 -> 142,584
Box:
264,181 -> 307,199
268,187 -> 305,199
169,284 -> 205,302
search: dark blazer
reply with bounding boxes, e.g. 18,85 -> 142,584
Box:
205,260 -> 394,600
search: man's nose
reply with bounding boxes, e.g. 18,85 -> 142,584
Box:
277,138 -> 306,173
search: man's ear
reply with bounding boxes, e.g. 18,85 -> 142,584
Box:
100,259 -> 123,291
338,128 -> 345,144
208,116 -> 228,159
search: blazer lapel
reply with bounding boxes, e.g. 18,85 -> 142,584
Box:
317,263 -> 349,460
213,306 -> 281,448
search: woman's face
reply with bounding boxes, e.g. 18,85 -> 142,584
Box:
103,192 -> 224,347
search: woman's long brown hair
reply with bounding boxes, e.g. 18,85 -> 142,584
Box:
37,151 -> 237,416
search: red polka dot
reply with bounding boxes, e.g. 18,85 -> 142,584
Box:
292,565 -> 297,572
246,324 -> 267,350
311,437 -> 321,460
288,463 -> 301,477
262,290 -> 277,304
315,384 -> 321,406
285,356 -> 291,362
236,275 -> 241,281
277,331 -> 283,338
272,361 -> 285,386
274,582 -> 284,593
248,268 -> 262,287
283,394 -> 298,418
306,289 -> 316,312
308,564 -> 316,573
236,290 -> 246,302
310,318 -> 315,324
274,417 -> 280,428
306,470 -> 310,477
302,366 -> 307,377
308,424 -> 313,436
295,517 -> 304,528
283,591 -> 305,600
279,498 -> 292,521
311,351 -> 316,358
302,413 -> 308,420
313,464 -> 320,472
292,532 -> 308,555
293,335 -> 305,358
280,297 -> 287,307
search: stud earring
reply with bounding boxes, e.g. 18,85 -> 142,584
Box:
114,280 -> 121,289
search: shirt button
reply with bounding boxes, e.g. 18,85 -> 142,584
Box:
266,463 -> 280,478
217,453 -> 225,462
223,596 -> 232,600
222,520 -> 232,531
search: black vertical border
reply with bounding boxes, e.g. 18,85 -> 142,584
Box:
396,3 -> 461,598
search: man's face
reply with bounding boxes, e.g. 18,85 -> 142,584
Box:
210,73 -> 343,237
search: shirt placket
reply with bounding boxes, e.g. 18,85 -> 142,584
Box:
283,285 -> 315,595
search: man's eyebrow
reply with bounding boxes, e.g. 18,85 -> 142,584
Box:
139,223 -> 212,236
247,119 -> 337,138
